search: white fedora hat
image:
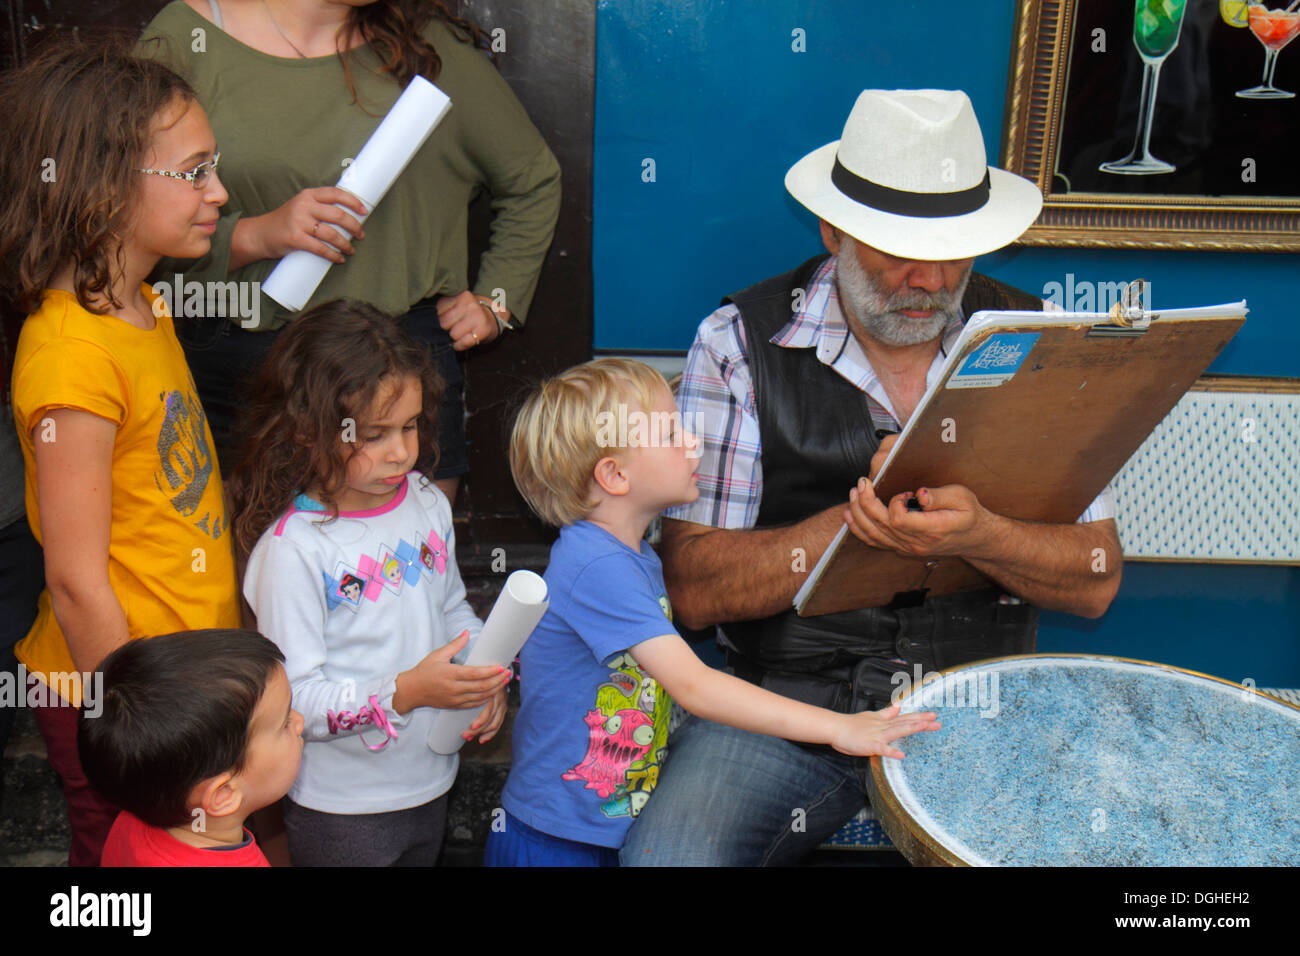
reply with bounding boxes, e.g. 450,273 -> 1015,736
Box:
785,89 -> 1043,261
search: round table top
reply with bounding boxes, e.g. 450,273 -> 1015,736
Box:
870,654 -> 1300,866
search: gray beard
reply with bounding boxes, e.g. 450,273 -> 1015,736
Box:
835,241 -> 970,347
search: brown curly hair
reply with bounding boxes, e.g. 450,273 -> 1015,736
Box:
0,37 -> 197,318
227,299 -> 445,558
343,1 -> 496,107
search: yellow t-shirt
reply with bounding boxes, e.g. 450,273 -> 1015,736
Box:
12,286 -> 239,704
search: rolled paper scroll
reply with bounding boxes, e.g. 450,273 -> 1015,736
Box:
262,75 -> 453,312
426,570 -> 549,755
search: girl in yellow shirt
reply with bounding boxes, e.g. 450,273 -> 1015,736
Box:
0,41 -> 240,866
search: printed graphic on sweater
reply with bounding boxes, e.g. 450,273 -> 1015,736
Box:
562,651 -> 671,819
362,545 -> 406,597
419,529 -> 449,574
154,388 -> 220,538
321,529 -> 449,612
324,563 -> 368,611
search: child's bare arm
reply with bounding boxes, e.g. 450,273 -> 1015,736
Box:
392,630 -> 511,715
32,409 -> 128,673
631,633 -> 940,758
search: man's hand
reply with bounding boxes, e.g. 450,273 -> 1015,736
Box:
845,474 -> 1123,619
869,433 -> 898,482
844,477 -> 990,560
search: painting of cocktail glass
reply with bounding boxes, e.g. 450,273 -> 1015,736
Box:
1055,0 -> 1300,197
1236,2 -> 1300,97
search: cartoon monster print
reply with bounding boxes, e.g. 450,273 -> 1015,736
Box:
562,708 -> 655,799
601,788 -> 652,819
601,655 -> 665,718
563,652 -> 670,816
606,655 -> 670,815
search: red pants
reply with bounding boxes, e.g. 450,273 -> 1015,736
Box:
31,686 -> 119,867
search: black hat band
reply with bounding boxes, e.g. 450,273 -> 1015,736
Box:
831,157 -> 990,218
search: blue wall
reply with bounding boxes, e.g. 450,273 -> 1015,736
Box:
594,0 -> 1299,683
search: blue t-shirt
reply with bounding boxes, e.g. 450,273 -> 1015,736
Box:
500,521 -> 675,848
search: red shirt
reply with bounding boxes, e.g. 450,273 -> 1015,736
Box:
101,811 -> 270,867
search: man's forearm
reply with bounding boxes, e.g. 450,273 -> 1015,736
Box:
965,516 -> 1122,619
660,509 -> 843,629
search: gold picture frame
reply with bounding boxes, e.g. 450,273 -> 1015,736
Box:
1002,0 -> 1300,252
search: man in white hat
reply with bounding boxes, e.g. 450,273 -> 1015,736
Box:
622,90 -> 1122,866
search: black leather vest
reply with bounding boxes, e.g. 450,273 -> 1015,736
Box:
718,254 -> 1043,714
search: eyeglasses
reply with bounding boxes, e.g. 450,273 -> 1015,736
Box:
137,152 -> 221,189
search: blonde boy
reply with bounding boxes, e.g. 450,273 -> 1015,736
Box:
486,358 -> 938,866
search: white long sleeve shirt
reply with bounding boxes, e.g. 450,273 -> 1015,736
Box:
244,473 -> 482,814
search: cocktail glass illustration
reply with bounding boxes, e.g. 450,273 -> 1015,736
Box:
1236,4 -> 1300,99
1100,0 -> 1190,175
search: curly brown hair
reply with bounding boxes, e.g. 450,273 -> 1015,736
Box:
227,299 -> 445,558
341,0 -> 495,107
0,37 -> 197,318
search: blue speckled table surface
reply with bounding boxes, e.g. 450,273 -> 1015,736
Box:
883,656 -> 1300,866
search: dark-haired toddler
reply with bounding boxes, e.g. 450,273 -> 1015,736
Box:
79,629 -> 302,867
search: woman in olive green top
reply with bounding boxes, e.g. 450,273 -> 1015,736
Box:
140,0 -> 561,500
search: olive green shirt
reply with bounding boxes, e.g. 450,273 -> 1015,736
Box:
139,2 -> 561,329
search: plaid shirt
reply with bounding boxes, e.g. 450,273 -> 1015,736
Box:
665,256 -> 1116,529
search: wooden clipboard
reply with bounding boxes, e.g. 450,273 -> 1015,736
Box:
794,301 -> 1247,617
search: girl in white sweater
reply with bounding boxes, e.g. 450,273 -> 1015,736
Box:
232,299 -> 509,866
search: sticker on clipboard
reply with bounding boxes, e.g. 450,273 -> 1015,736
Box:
946,332 -> 1040,389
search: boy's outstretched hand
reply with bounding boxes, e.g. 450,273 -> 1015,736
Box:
392,630 -> 511,715
830,703 -> 941,759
